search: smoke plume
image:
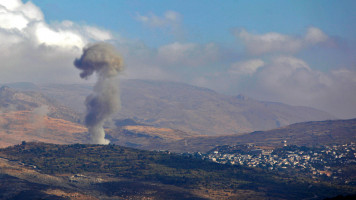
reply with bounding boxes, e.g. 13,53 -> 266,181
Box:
74,43 -> 124,144
31,105 -> 49,136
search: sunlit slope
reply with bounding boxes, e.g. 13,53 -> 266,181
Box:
0,110 -> 195,148
0,110 -> 87,148
0,85 -> 81,123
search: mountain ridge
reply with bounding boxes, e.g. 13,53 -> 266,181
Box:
0,84 -> 352,154
21,79 -> 336,135
157,118 -> 356,153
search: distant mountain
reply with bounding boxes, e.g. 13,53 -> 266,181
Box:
36,79 -> 335,135
0,142 -> 353,199
159,118 -> 356,153
1,82 -> 40,91
0,84 -> 351,154
0,86 -> 81,123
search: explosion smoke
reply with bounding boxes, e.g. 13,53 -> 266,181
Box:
74,43 -> 124,144
31,105 -> 49,136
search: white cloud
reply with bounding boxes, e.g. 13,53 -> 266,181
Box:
229,59 -> 264,75
84,26 -> 113,41
0,0 -> 43,30
244,56 -> 356,118
305,27 -> 328,44
0,1 -> 354,119
34,22 -> 85,48
158,42 -> 196,63
0,1 -> 213,84
135,10 -> 183,38
257,57 -> 323,95
0,0 -> 23,10
0,0 -> 115,49
113,41 -> 222,84
235,27 -> 328,55
229,27 -> 355,118
157,42 -> 220,66
0,0 -> 115,83
136,10 -> 181,28
0,8 -> 29,30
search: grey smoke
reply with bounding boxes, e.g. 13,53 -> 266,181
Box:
32,105 -> 50,118
74,43 -> 124,144
31,105 -> 49,136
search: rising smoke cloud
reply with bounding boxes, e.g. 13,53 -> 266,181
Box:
74,43 -> 124,144
31,105 -> 49,136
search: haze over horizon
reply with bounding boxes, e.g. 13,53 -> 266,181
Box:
0,0 -> 355,119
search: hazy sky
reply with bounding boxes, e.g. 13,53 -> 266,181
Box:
1,0 -> 356,118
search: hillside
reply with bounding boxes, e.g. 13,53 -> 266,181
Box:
0,85 -> 194,148
107,125 -> 195,149
0,110 -> 87,148
0,86 -> 81,123
159,118 -> 356,153
1,110 -> 353,153
0,83 -> 352,154
0,85 -> 353,153
33,80 -> 335,135
0,104 -> 193,149
0,142 -> 354,200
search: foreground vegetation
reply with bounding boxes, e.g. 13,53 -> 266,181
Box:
0,142 -> 355,199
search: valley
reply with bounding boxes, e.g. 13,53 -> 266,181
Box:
0,0 -> 355,199
0,82 -> 355,199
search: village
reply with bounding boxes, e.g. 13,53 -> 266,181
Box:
189,142 -> 356,184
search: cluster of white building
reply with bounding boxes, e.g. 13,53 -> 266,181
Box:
199,143 -> 356,183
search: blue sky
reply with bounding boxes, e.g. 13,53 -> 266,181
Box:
1,0 -> 356,118
28,0 -> 356,46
